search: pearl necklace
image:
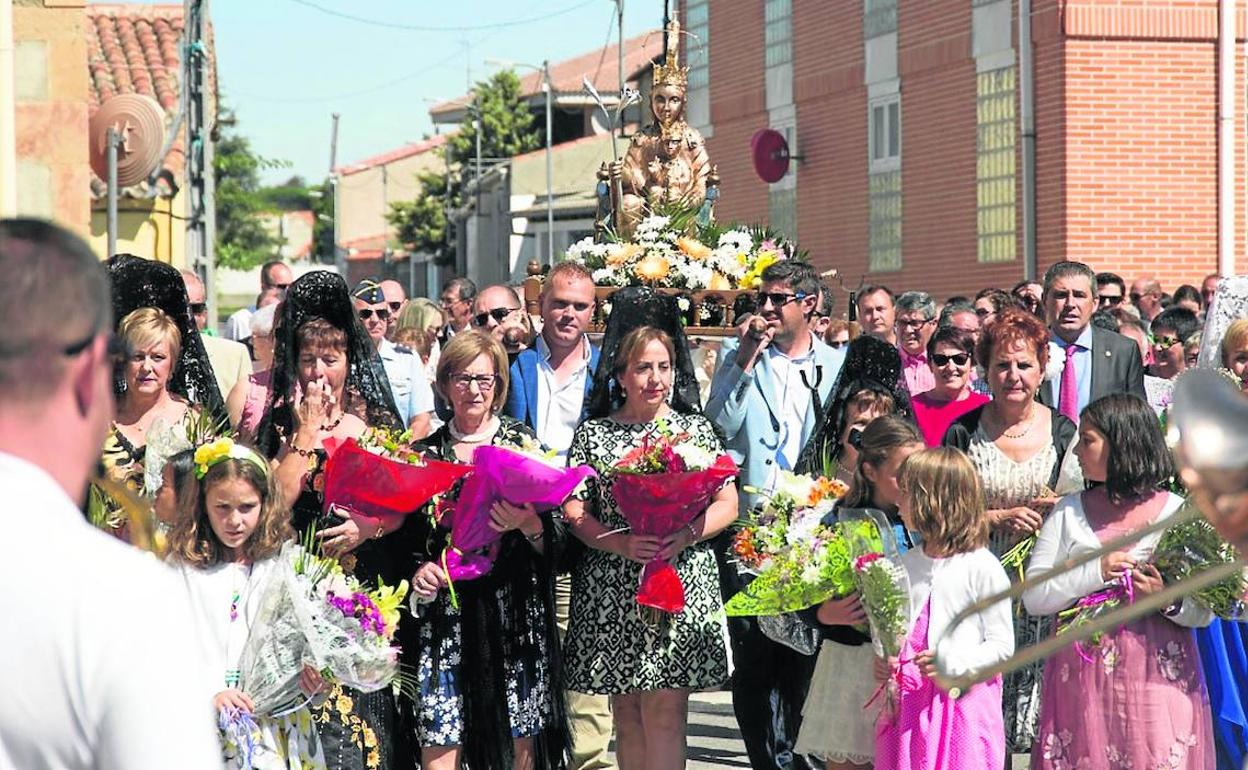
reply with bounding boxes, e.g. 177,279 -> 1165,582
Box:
448,415 -> 500,443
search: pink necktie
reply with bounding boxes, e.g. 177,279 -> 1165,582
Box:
1058,344 -> 1079,422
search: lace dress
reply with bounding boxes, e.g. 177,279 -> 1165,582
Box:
563,411 -> 730,694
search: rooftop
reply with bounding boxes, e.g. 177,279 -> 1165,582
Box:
336,133 -> 449,177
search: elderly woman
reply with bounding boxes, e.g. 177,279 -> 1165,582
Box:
96,307 -> 200,533
259,271 -> 405,770
227,302 -> 278,438
563,312 -> 737,770
405,330 -> 568,770
942,306 -> 1080,755
911,327 -> 989,447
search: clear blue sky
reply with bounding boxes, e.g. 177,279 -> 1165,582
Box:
205,0 -> 664,184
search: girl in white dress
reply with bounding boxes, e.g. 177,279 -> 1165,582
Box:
167,438 -> 327,770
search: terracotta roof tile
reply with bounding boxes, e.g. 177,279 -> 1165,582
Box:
336,133 -> 449,176
86,3 -> 216,197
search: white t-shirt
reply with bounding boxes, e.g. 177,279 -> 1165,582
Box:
0,452 -> 222,770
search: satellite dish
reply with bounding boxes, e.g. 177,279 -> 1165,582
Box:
89,94 -> 166,187
751,128 -> 797,184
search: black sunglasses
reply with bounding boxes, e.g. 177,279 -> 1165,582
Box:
188,302 -> 207,315
388,301 -> 403,312
358,307 -> 391,321
1099,295 -> 1124,306
826,339 -> 848,349
755,291 -> 806,309
60,330 -> 129,365
931,352 -> 971,367
473,306 -> 519,327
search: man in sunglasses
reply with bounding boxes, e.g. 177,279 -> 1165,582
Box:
379,279 -> 406,341
180,269 -> 251,403
707,259 -> 845,770
1095,271 -> 1127,310
352,279 -> 433,438
471,284 -> 530,357
225,260 -> 292,342
0,219 -> 222,768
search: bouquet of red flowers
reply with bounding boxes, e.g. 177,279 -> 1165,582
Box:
611,420 -> 737,614
321,429 -> 472,532
441,438 -> 596,586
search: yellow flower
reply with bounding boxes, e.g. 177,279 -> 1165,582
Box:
634,255 -> 671,282
605,246 -> 629,267
754,252 -> 778,273
676,236 -> 712,261
373,579 -> 409,637
193,438 -> 234,477
737,252 -> 749,266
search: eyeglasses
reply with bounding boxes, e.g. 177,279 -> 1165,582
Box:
896,317 -> 935,330
472,306 -> 520,328
358,307 -> 391,322
755,291 -> 806,309
450,373 -> 497,391
1152,335 -> 1181,350
826,339 -> 849,349
188,302 -> 207,315
388,301 -> 403,312
440,295 -> 465,308
1099,295 -> 1124,306
931,352 -> 971,367
270,282 -> 290,292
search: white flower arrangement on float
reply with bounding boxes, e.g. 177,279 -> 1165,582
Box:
563,212 -> 803,291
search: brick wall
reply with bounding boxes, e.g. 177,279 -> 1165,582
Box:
701,0 -> 1247,303
792,0 -> 867,304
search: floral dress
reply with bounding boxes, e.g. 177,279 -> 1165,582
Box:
404,416 -> 567,769
563,411 -> 730,694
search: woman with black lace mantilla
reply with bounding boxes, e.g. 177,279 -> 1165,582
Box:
403,330 -> 569,770
257,271 -> 406,770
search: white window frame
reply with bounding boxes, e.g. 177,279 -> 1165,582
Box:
868,94 -> 901,173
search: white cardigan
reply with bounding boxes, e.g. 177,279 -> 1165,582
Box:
1021,491 -> 1211,628
901,547 -> 1015,680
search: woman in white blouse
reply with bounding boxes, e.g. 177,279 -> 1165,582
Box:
1023,393 -> 1214,770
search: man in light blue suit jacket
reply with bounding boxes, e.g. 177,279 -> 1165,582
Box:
705,261 -> 844,770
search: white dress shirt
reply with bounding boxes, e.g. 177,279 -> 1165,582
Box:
1047,325 -> 1093,416
764,333 -> 817,479
224,306 -> 254,342
0,452 -> 222,770
535,335 -> 591,460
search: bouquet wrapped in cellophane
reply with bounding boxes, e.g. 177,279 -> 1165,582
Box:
724,471 -> 854,616
610,419 -> 737,615
238,539 -> 408,716
441,436 -> 596,587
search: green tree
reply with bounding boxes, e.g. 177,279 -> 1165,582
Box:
214,113 -> 282,270
387,69 -> 539,265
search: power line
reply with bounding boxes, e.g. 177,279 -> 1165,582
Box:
227,30 -> 502,105
286,0 -> 597,32
589,4 -> 616,86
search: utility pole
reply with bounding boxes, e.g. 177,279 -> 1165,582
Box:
183,0 -> 216,325
329,113 -> 343,277
617,0 -> 625,99
544,60 -> 554,266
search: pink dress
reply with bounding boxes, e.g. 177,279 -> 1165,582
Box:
875,597 -> 1005,768
1030,497 -> 1215,770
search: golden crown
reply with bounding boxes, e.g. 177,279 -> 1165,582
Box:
653,17 -> 688,89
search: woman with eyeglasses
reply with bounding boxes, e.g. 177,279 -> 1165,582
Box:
405,330 -> 569,770
911,327 -> 989,447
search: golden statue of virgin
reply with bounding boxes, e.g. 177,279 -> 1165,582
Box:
603,17 -> 717,238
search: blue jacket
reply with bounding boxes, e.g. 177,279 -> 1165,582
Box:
705,336 -> 844,510
505,340 -> 602,431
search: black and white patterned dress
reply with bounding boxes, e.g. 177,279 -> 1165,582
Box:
563,411 -> 730,694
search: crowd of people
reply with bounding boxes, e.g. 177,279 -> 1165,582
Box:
3,215 -> 1248,770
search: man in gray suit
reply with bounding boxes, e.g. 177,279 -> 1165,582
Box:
1038,260 -> 1146,421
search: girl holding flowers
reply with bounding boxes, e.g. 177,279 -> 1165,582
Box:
875,446 -> 1013,768
795,415 -> 924,770
167,437 -> 327,770
1023,394 -> 1214,770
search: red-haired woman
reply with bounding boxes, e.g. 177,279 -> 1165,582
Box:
942,307 -> 1080,756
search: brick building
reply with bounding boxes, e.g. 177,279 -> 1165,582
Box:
683,0 -> 1246,302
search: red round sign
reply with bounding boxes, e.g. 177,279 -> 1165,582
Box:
751,128 -> 791,184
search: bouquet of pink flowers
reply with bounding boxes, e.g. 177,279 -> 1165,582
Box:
440,437 -> 596,587
611,420 -> 737,614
